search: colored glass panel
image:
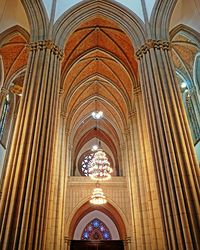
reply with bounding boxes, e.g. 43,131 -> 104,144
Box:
81,218 -> 112,241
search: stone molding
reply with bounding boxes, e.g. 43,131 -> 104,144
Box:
136,39 -> 171,59
28,40 -> 63,60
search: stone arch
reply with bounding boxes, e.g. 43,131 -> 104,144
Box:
4,67 -> 26,90
150,0 -> 177,39
0,25 -> 29,46
20,0 -> 49,40
53,0 -> 145,49
67,200 -> 128,241
170,24 -> 200,43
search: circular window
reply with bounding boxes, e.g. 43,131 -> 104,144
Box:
78,150 -> 114,176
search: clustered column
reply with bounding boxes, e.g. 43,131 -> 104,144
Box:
0,40 -> 63,249
136,40 -> 200,249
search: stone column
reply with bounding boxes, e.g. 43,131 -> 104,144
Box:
134,87 -> 165,249
120,136 -> 134,249
45,108 -> 67,250
136,40 -> 200,249
128,109 -> 154,250
0,40 -> 63,249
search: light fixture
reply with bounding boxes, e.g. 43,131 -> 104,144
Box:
92,144 -> 98,151
181,82 -> 187,89
88,148 -> 113,181
90,186 -> 107,205
91,111 -> 103,120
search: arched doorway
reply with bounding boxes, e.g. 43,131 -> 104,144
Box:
67,201 -> 127,250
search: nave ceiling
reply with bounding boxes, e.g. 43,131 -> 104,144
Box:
0,0 -> 199,175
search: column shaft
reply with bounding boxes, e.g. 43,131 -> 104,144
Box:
0,40 -> 63,250
134,90 -> 165,249
136,40 -> 200,249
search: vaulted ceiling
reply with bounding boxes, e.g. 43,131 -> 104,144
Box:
61,17 -> 138,165
0,0 -> 199,175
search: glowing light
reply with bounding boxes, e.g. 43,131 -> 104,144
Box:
90,187 -> 107,205
92,145 -> 98,151
88,149 -> 113,181
91,111 -> 103,119
181,82 -> 187,89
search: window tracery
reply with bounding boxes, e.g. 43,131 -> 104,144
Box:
80,152 -> 94,176
81,218 -> 112,241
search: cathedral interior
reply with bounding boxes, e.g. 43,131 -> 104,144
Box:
0,0 -> 199,249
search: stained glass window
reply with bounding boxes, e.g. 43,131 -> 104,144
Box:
81,218 -> 112,240
0,94 -> 9,140
80,152 -> 94,176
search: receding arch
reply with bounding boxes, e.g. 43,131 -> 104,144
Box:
53,0 -> 145,49
67,200 -> 127,240
61,47 -> 137,90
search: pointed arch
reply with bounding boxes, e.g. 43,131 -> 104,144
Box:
170,24 -> 200,43
53,0 -> 145,49
150,0 -> 177,39
0,25 -> 29,46
67,200 -> 127,240
20,0 -> 49,40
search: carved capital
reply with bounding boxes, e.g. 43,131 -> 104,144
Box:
64,236 -> 70,245
0,87 -> 9,97
133,85 -> 142,95
129,110 -> 136,118
65,129 -> 70,136
124,236 -> 131,245
136,40 -> 171,60
59,88 -> 64,96
60,111 -> 67,119
28,40 -> 63,60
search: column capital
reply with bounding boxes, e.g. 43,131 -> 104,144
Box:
59,88 -> 64,96
136,39 -> 171,60
0,87 -> 9,97
129,109 -> 136,118
65,129 -> 70,136
60,111 -> 67,119
124,127 -> 131,136
133,85 -> 142,96
28,40 -> 63,60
